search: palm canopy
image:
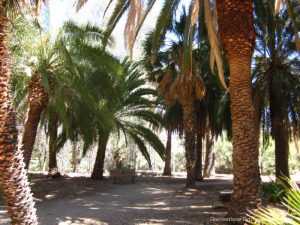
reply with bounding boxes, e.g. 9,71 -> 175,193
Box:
97,0 -> 227,89
59,22 -> 166,167
253,0 -> 300,144
253,0 -> 300,179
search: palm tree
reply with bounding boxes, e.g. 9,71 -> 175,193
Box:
141,9 -> 205,187
162,101 -> 184,176
253,0 -> 300,180
90,60 -> 166,180
0,3 -> 39,223
214,0 -> 263,217
60,22 -> 166,179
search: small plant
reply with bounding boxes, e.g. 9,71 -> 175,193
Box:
249,178 -> 300,225
262,180 -> 285,204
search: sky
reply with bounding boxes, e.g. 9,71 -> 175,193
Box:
42,0 -> 164,59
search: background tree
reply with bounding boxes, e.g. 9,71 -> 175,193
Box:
253,0 -> 300,180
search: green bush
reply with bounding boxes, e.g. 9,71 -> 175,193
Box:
262,181 -> 285,204
215,136 -> 233,173
249,178 -> 300,225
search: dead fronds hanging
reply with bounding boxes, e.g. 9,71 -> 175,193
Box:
204,0 -> 227,90
191,0 -> 200,27
275,0 -> 283,14
124,0 -> 156,60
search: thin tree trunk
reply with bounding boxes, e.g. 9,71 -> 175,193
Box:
48,114 -> 60,177
195,127 -> 203,181
23,73 -> 48,169
270,108 -> 290,180
216,0 -> 262,219
204,128 -> 215,178
0,4 -> 38,224
72,141 -> 78,173
91,132 -> 109,180
294,134 -> 300,156
163,126 -> 172,176
183,105 -> 197,187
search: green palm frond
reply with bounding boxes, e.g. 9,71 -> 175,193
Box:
249,178 -> 300,225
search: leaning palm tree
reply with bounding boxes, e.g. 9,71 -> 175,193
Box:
0,2 -> 39,224
253,0 -> 300,180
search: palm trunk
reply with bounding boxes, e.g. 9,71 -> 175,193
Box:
23,73 -> 48,169
91,132 -> 109,180
183,105 -> 197,187
48,114 -> 59,176
72,141 -> 78,173
204,128 -> 215,178
22,106 -> 43,169
270,106 -> 290,180
216,0 -> 262,218
163,126 -> 172,176
0,4 -> 38,224
195,128 -> 203,181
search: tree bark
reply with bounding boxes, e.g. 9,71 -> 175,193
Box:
48,114 -> 59,177
91,132 -> 109,180
72,141 -> 78,173
163,126 -> 172,176
22,106 -> 43,169
0,4 -> 38,224
204,128 -> 215,178
23,73 -> 48,169
270,105 -> 290,180
195,127 -> 203,181
216,0 -> 262,219
183,105 -> 197,187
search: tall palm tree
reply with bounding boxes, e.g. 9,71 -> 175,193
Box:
141,9 -> 206,187
0,2 -> 38,223
253,0 -> 300,180
215,0 -> 262,217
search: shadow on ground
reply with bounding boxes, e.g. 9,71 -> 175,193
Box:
0,174 -> 231,225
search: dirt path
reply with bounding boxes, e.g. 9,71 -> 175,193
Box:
0,175 -> 231,225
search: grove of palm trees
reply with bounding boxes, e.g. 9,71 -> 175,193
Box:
0,0 -> 299,224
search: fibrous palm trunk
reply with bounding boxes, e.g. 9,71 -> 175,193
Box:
91,132 -> 109,180
204,128 -> 215,177
183,105 -> 197,187
216,0 -> 262,219
270,99 -> 290,179
23,73 -> 48,169
163,126 -> 172,176
72,141 -> 78,173
195,127 -> 203,181
48,114 -> 59,176
0,3 -> 38,224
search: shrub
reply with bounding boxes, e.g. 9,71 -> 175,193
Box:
249,178 -> 300,225
262,181 -> 285,204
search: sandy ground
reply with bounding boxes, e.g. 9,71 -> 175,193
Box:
0,174 -> 233,225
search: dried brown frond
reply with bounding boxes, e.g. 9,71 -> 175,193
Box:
124,0 -> 155,60
158,72 -> 173,93
75,0 -> 89,12
191,0 -> 200,27
275,0 -> 283,14
204,0 -> 227,90
194,75 -> 206,100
